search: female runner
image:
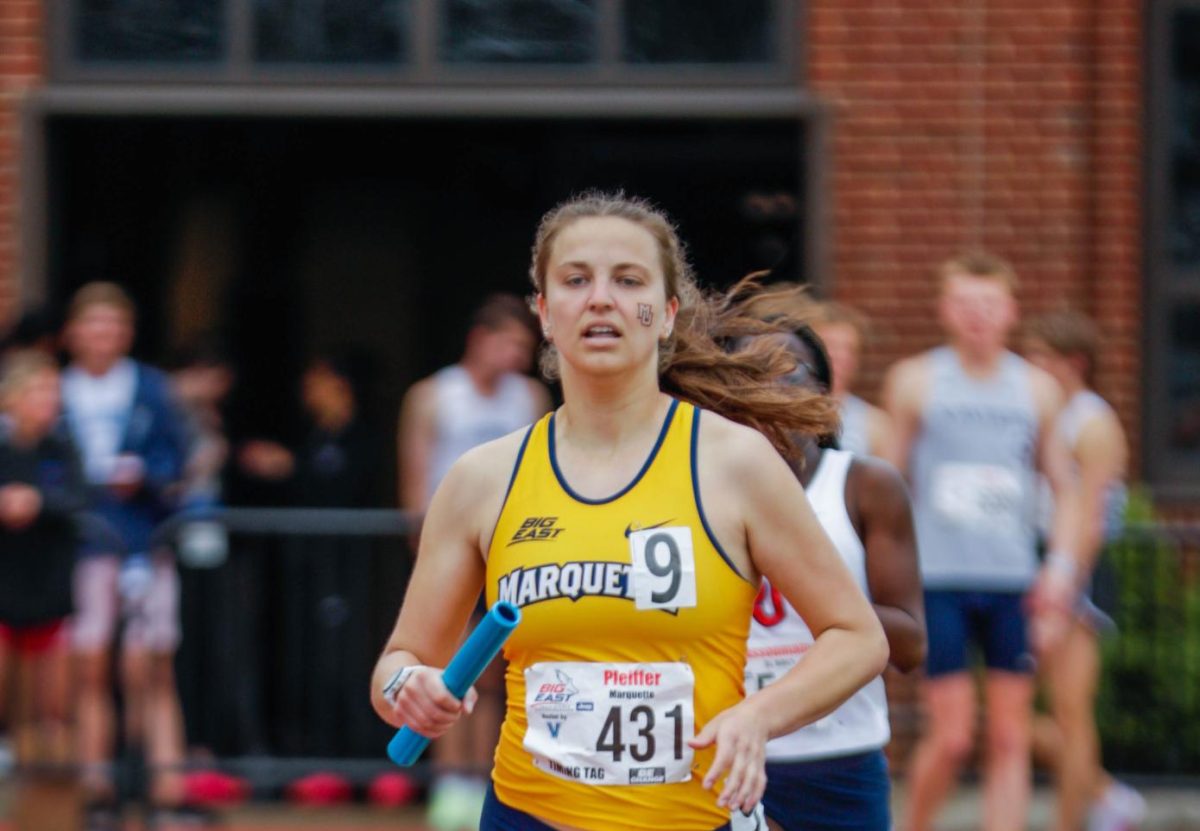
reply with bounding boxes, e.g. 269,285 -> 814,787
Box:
372,193 -> 888,831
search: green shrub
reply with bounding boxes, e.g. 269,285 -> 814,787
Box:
1096,486 -> 1200,773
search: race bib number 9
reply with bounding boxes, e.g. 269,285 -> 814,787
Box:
932,463 -> 1023,532
628,527 -> 697,611
524,661 -> 695,786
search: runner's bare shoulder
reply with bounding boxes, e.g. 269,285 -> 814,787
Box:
1025,362 -> 1066,417
883,351 -> 934,414
693,407 -> 783,484
847,453 -> 912,517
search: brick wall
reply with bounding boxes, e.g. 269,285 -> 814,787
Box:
808,0 -> 1144,772
0,1 -> 1147,442
809,0 -> 1143,466
0,0 -> 42,330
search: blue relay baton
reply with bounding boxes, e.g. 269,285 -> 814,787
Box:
387,600 -> 521,766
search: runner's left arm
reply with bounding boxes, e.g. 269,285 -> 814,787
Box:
691,425 -> 888,813
853,456 -> 926,673
1028,370 -> 1083,653
1033,371 -> 1081,580
1072,412 -> 1127,577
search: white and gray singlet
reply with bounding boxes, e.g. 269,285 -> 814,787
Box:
1037,389 -> 1128,541
910,346 -> 1040,591
838,394 -> 871,457
426,365 -> 539,499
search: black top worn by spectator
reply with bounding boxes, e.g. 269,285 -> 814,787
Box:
294,419 -> 378,508
0,423 -> 88,625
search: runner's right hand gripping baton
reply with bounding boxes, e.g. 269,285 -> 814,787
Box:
386,601 -> 521,766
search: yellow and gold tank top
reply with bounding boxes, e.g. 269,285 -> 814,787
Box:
486,399 -> 757,831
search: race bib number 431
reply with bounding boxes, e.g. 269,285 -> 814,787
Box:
524,661 -> 695,786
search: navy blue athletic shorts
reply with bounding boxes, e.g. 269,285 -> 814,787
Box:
762,750 -> 890,831
481,785 -> 733,830
924,589 -> 1034,677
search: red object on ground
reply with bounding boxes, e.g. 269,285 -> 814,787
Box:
366,771 -> 419,808
286,772 -> 354,806
185,769 -> 251,805
0,620 -> 68,654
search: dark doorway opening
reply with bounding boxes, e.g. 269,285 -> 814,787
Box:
48,116 -> 806,430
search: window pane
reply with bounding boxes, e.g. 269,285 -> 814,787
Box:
624,0 -> 774,64
76,0 -> 222,62
256,0 -> 409,63
441,0 -> 596,64
1171,9 -> 1200,269
1167,304 -> 1200,460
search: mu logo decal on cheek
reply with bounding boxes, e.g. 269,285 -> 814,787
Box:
509,516 -> 566,545
637,303 -> 653,326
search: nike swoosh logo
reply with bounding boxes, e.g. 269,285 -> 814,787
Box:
623,519 -> 673,538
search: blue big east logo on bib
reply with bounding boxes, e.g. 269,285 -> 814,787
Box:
533,670 -> 578,706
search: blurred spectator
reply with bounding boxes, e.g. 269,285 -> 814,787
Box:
1023,312 -> 1146,831
231,351 -> 381,506
60,282 -> 192,829
169,340 -> 267,769
811,301 -> 894,457
0,351 -> 86,766
223,353 -> 300,510
221,352 -> 385,765
0,306 -> 62,358
170,333 -> 235,574
170,338 -> 234,508
169,337 -> 234,569
294,353 -> 380,507
884,254 -> 1076,831
398,294 -> 550,515
397,293 -> 549,831
285,353 -> 385,759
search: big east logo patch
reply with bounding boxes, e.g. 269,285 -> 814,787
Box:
509,516 -> 565,545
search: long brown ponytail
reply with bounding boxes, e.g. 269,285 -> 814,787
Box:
530,191 -> 839,456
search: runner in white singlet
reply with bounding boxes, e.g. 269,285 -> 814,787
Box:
734,323 -> 924,831
1023,312 -> 1144,831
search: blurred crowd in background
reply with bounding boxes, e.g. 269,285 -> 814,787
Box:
0,245 -> 1149,831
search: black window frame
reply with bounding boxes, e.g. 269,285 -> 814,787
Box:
48,0 -> 800,85
1146,0 -> 1200,497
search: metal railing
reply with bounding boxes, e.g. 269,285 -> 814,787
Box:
171,508 -> 420,790
41,511 -> 1200,791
